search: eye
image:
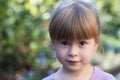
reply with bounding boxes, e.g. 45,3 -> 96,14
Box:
80,41 -> 87,46
60,41 -> 69,45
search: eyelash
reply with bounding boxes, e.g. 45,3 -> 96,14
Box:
60,41 -> 69,45
80,41 -> 87,46
58,41 -> 87,48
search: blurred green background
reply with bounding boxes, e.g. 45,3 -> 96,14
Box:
0,0 -> 120,80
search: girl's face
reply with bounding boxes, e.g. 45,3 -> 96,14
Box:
53,38 -> 98,72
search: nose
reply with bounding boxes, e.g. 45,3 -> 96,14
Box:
68,45 -> 79,57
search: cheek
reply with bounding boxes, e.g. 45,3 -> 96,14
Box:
54,50 -> 66,64
55,47 -> 68,55
54,48 -> 66,60
82,48 -> 95,63
82,55 -> 93,65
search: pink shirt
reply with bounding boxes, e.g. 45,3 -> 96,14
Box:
42,67 -> 116,80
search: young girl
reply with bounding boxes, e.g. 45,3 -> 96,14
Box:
42,0 -> 116,80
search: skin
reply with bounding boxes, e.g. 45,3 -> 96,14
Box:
53,38 -> 98,80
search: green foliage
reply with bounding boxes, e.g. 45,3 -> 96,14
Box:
96,0 -> 120,54
97,0 -> 120,38
0,0 -> 57,79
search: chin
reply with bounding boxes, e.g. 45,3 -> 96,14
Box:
64,65 -> 83,72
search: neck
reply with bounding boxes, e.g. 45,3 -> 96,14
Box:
62,64 -> 93,76
55,64 -> 93,80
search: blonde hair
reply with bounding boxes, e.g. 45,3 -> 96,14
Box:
49,0 -> 100,44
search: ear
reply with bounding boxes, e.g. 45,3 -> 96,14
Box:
95,35 -> 101,51
95,43 -> 98,51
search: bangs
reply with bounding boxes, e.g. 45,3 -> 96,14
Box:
49,3 -> 100,43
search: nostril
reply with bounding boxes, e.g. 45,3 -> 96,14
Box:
68,53 -> 78,57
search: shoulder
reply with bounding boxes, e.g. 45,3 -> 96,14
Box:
91,67 -> 116,80
42,74 -> 55,80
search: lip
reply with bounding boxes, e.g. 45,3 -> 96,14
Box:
67,60 -> 80,65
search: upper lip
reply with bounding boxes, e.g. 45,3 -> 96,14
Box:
67,60 -> 80,62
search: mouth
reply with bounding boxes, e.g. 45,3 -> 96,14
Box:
67,60 -> 80,65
